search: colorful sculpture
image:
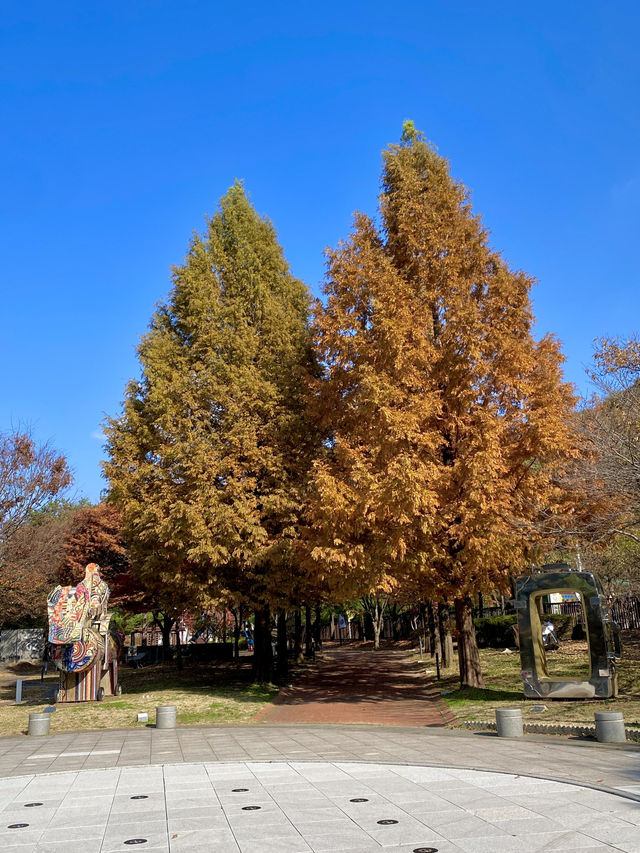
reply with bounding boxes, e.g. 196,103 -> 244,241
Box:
47,563 -> 120,701
515,563 -> 621,699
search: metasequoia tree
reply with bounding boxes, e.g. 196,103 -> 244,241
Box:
104,182 -> 315,681
309,124 -> 576,687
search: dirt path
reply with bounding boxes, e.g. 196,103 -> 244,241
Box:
255,644 -> 456,726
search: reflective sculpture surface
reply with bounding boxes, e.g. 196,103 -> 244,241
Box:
47,563 -> 120,701
515,563 -> 621,699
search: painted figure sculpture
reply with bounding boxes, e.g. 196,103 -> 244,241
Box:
515,563 -> 621,699
47,563 -> 120,701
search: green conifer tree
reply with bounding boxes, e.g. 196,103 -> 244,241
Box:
104,183 -> 315,681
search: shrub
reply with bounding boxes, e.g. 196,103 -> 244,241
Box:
543,612 -> 575,640
474,615 -> 518,648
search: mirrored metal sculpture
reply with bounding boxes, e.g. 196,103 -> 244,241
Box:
47,563 -> 121,701
515,563 -> 621,699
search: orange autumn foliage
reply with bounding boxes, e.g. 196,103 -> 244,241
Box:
307,126 -> 577,681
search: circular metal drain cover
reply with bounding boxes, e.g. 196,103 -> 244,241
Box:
24,803 -> 42,807
413,848 -> 438,852
130,795 -> 148,800
232,788 -> 249,792
8,824 -> 29,829
242,806 -> 261,811
377,819 -> 398,825
350,798 -> 368,802
123,840 -> 147,845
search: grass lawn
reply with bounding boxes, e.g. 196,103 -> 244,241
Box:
437,630 -> 640,728
0,661 -> 277,737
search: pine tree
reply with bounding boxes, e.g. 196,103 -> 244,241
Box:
309,124 -> 577,686
104,183 -> 316,681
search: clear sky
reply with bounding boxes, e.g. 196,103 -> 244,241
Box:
2,1 -> 639,503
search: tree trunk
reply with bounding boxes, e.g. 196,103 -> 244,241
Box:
478,592 -> 484,619
370,598 -> 387,650
293,608 -> 303,663
252,605 -> 274,683
454,596 -> 485,688
276,609 -> 288,683
175,621 -> 183,671
419,603 -> 430,654
314,604 -> 322,650
231,605 -> 243,662
305,605 -> 313,657
428,602 -> 440,661
330,611 -> 336,640
391,604 -> 400,641
155,613 -> 175,664
438,603 -> 453,669
372,616 -> 381,650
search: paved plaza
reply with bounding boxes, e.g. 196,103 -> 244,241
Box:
0,725 -> 639,851
0,647 -> 638,850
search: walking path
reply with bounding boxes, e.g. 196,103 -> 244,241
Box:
1,724 -> 639,791
255,646 -> 456,726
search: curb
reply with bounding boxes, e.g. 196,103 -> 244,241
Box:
460,719 -> 640,742
2,757 -> 639,804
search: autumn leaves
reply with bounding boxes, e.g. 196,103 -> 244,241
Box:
104,126 -> 578,686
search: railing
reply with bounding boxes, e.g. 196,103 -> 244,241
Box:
611,597 -> 640,630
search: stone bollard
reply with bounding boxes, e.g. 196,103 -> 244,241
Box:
156,705 -> 177,729
495,707 -> 523,738
594,711 -> 626,743
28,712 -> 51,737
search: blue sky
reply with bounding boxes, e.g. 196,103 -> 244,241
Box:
2,1 -> 639,502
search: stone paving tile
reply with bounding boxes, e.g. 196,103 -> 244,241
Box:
235,838 -> 311,853
0,759 -> 636,850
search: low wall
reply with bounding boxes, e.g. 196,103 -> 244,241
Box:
0,629 -> 45,662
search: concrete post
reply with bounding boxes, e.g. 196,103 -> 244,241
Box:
28,712 -> 51,737
594,711 -> 626,743
15,679 -> 23,704
495,707 -> 523,737
156,705 -> 177,729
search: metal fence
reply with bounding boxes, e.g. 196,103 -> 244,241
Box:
542,597 -> 640,630
611,597 -> 640,630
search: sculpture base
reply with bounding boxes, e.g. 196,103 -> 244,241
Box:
57,660 -> 118,702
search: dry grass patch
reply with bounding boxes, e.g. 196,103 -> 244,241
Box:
437,630 -> 640,728
0,661 -> 277,736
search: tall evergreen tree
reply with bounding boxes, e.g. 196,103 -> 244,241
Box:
104,183 -> 316,681
309,124 -> 577,686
